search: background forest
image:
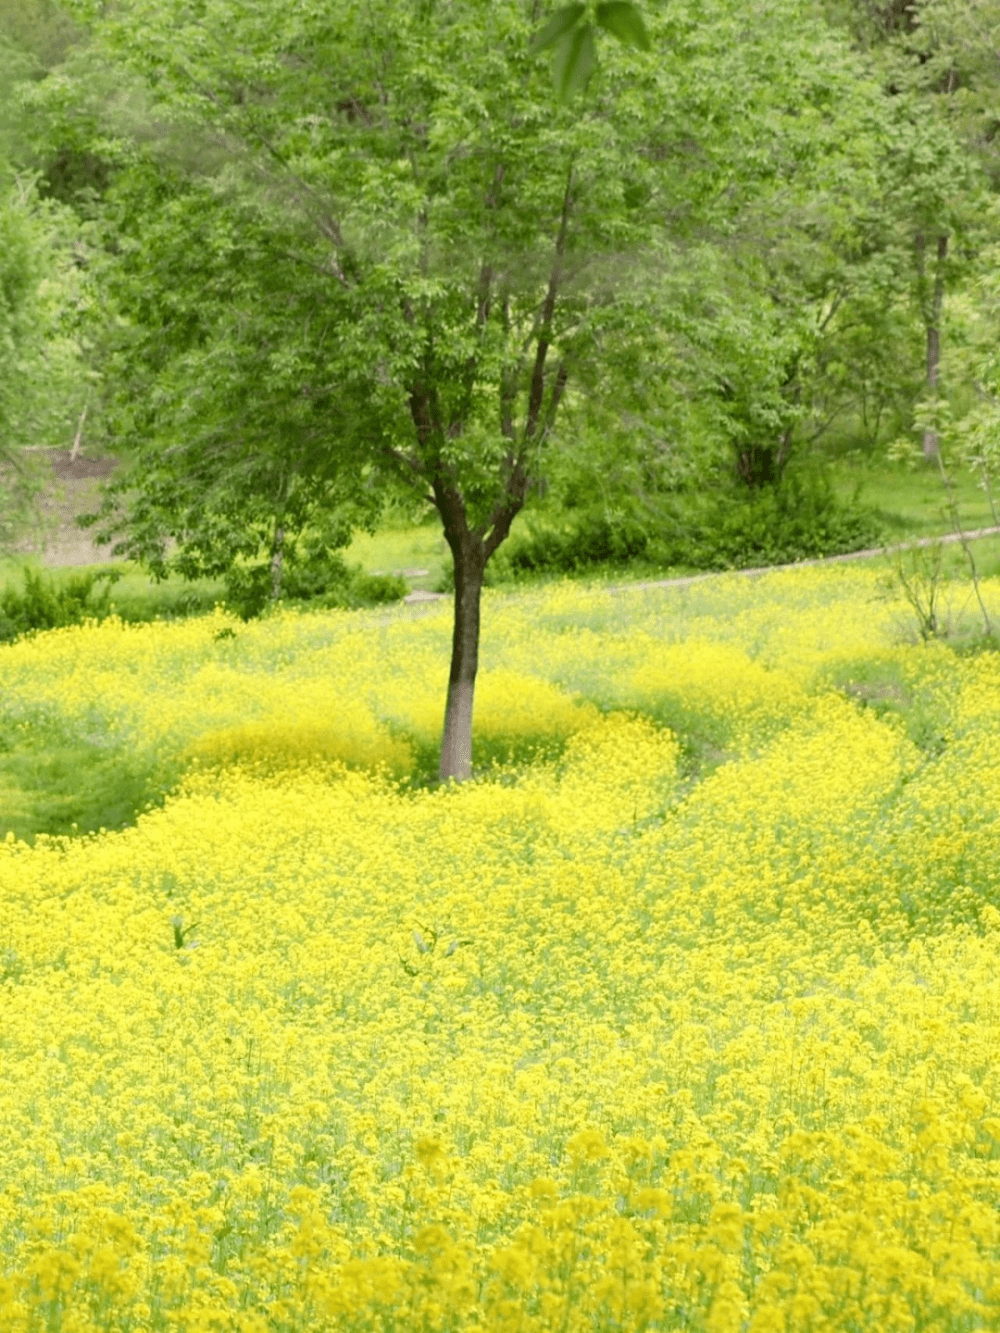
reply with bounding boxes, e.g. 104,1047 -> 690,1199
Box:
3,0 -> 1000,584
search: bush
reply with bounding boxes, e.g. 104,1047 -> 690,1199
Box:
347,571 -> 409,605
226,555 -> 407,620
669,471 -> 883,570
498,510 -> 650,578
493,470 -> 883,580
0,567 -> 119,643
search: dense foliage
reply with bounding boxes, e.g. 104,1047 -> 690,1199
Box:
0,565 -> 117,641
495,470 -> 885,577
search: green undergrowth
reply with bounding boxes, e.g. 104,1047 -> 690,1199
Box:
486,469 -> 885,584
0,561 -> 407,643
0,720 -> 181,844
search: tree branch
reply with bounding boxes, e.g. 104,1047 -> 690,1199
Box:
193,80 -> 352,283
541,361 -> 569,442
524,164 -> 574,443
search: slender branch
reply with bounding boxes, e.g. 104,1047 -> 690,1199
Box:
936,449 -> 993,638
70,401 -> 88,460
383,443 -> 427,481
799,402 -> 850,445
449,261 -> 495,436
524,165 -> 574,444
540,361 -> 569,442
408,384 -> 439,450
816,289 -> 846,335
499,293 -> 517,440
430,474 -> 473,562
193,80 -> 351,282
482,457 -> 530,559
476,262 -> 492,329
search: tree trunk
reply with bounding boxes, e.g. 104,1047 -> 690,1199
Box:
918,233 -> 948,459
70,402 -> 88,461
270,523 -> 285,600
923,319 -> 941,457
439,536 -> 486,783
736,443 -> 782,487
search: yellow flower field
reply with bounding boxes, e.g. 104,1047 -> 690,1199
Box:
1,565 -> 1000,1331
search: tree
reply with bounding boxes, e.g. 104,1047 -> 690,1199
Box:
880,96 -> 982,456
81,163 -> 382,613
0,36 -> 91,549
69,0 -> 898,779
818,0 -> 994,458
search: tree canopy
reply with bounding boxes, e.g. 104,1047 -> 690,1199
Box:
0,30 -> 90,549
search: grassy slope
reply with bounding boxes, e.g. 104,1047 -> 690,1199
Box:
834,457 -> 998,537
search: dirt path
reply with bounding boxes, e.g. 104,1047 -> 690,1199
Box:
11,449 -> 119,567
394,525 -> 1000,613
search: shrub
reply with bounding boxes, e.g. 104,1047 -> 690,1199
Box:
493,470 -> 883,580
498,510 -> 650,578
0,567 -> 119,643
653,470 -> 884,571
226,555 -> 407,619
347,570 -> 409,605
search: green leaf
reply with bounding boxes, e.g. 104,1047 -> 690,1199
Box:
552,22 -> 597,100
528,3 -> 585,56
594,1 -> 651,50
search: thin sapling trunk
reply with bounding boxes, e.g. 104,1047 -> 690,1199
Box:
917,233 -> 948,459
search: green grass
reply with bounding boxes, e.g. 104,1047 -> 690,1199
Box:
0,720 -> 180,844
831,457 -> 999,538
345,519 -> 451,590
106,567 -> 227,619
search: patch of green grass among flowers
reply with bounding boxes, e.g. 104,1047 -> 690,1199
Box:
0,717 -> 182,843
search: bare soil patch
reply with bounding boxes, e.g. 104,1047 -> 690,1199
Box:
11,448 -> 119,568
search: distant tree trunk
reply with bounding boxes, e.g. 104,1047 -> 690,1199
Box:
270,521 -> 285,600
917,232 -> 948,458
736,443 -> 783,487
70,401 -> 87,461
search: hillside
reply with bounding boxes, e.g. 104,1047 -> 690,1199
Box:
11,448 -> 118,567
